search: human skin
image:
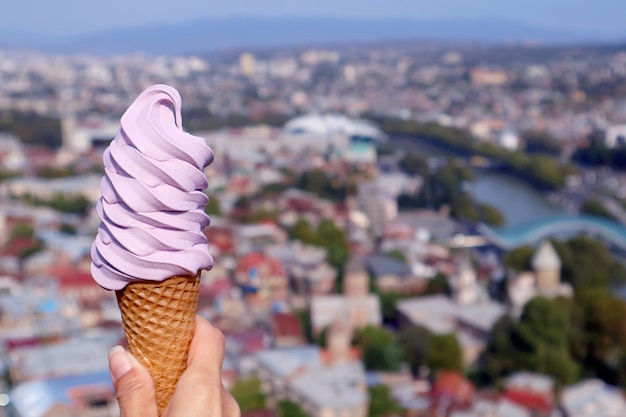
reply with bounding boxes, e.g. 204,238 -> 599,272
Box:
108,315 -> 241,417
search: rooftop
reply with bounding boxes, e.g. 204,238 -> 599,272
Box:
561,379 -> 626,417
290,361 -> 368,409
10,370 -> 114,417
396,295 -> 507,334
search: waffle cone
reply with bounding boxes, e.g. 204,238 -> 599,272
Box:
116,273 -> 200,414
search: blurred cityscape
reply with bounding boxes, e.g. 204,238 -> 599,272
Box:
2,32 -> 626,417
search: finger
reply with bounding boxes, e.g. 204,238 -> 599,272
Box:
186,315 -> 226,378
221,389 -> 242,417
109,346 -> 159,417
164,317 -> 227,416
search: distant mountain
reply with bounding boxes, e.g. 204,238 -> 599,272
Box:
0,16 -> 614,55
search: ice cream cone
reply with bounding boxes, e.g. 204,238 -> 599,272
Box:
116,272 -> 200,414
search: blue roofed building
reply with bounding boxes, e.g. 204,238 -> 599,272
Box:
9,370 -> 116,417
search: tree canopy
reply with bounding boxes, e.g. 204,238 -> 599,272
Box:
277,400 -> 310,417
398,324 -> 433,375
356,326 -> 405,372
504,237 -> 626,290
230,375 -> 266,412
288,218 -> 349,272
374,117 -> 568,190
368,385 -> 404,417
424,334 -> 463,374
482,296 -> 579,387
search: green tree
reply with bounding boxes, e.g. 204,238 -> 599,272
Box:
398,152 -> 429,176
424,334 -> 463,374
48,194 -> 91,214
503,245 -> 534,272
260,182 -> 288,196
230,375 -> 266,412
8,223 -> 44,260
296,169 -> 329,198
368,385 -> 403,417
482,297 -> 578,387
398,325 -> 432,375
249,208 -> 279,223
526,155 -> 565,190
36,166 -> 74,178
205,195 -> 222,216
385,250 -> 407,263
571,289 -> 626,386
0,169 -> 20,182
478,203 -> 505,227
552,237 -> 626,289
0,110 -> 62,148
356,326 -> 405,371
373,116 -> 568,191
18,241 -> 43,259
482,315 -> 519,383
9,222 -> 35,240
296,309 -> 314,344
580,198 -> 616,220
277,400 -> 310,417
378,292 -> 403,322
523,130 -> 562,156
423,273 -> 451,296
314,219 -> 349,271
60,223 -> 77,235
426,159 -> 478,223
288,218 -> 316,244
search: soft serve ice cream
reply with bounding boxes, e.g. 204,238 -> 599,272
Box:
91,84 -> 214,290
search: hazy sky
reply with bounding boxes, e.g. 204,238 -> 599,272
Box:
3,0 -> 624,38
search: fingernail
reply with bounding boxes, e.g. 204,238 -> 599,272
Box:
109,345 -> 132,384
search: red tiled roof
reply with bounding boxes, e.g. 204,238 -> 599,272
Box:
200,278 -> 233,297
431,371 -> 475,406
227,329 -> 267,354
48,265 -> 98,288
236,252 -> 285,278
271,312 -> 304,339
206,227 -> 236,254
506,388 -> 553,412
1,236 -> 38,258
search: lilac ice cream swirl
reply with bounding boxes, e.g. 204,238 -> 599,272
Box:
91,84 -> 214,290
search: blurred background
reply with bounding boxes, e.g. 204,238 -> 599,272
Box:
1,1 -> 626,416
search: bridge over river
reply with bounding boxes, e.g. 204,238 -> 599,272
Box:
478,215 -> 626,250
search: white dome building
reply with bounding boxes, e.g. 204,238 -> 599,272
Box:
284,114 -> 386,143
284,114 -> 386,164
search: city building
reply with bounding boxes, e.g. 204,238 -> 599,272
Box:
450,398 -> 531,417
396,294 -> 506,365
270,312 -> 306,348
234,251 -> 289,305
266,241 -> 336,298
255,342 -> 368,417
10,371 -> 117,417
560,379 -> 626,417
531,240 -> 572,298
504,372 -> 554,414
364,253 -> 423,293
61,116 -> 119,153
355,180 -> 391,241
240,53 -> 256,77
605,124 -> 626,148
310,255 -> 381,334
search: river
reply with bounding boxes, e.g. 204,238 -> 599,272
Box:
471,172 -> 564,226
389,136 -> 565,227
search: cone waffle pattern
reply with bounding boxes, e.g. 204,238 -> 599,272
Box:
116,273 -> 200,414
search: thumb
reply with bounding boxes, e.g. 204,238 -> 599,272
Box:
109,346 -> 159,417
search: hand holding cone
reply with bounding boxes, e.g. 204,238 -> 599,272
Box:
116,273 -> 200,414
